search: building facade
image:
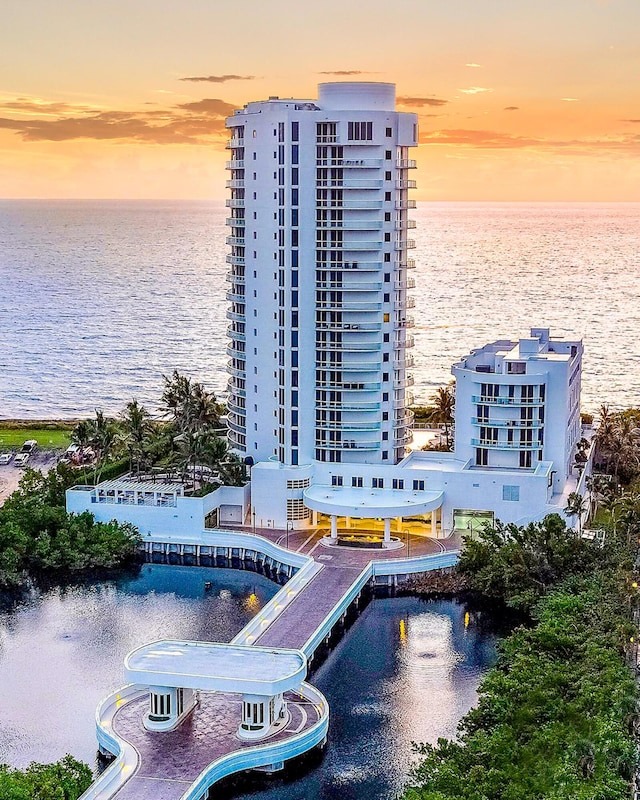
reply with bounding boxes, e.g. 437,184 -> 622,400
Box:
225,82 -> 418,470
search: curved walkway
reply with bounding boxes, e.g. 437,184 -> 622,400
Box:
110,690 -> 323,800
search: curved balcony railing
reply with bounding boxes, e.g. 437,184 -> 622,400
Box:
226,236 -> 246,247
226,254 -> 245,265
316,220 -> 383,231
226,137 -> 245,149
471,417 -> 544,428
315,440 -> 381,451
227,427 -> 246,448
316,361 -> 381,372
471,395 -> 544,406
225,272 -> 245,284
317,199 -> 383,210
316,322 -> 382,332
225,179 -> 245,189
316,381 -> 381,391
316,158 -> 383,168
471,438 -> 542,450
316,301 -> 382,312
226,309 -> 246,323
225,198 -> 245,208
316,281 -> 383,291
227,326 -> 246,341
317,341 -> 382,352
315,420 -> 382,432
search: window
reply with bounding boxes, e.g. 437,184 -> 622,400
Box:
372,477 -> 384,488
385,171 -> 392,181
352,476 -> 363,487
386,127 -> 392,137
384,253 -> 391,262
519,450 -> 532,468
385,191 -> 391,201
291,121 -> 299,141
332,475 -> 343,486
502,485 -> 520,501
287,478 -> 311,489
476,448 -> 488,466
348,121 -> 373,141
392,478 -> 404,489
385,150 -> 392,160
384,212 -> 391,222
413,479 -> 425,491
383,313 -> 390,322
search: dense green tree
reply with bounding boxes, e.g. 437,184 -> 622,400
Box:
427,384 -> 455,448
120,399 -> 152,475
0,756 -> 92,800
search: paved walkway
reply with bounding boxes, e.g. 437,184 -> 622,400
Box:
111,691 -> 321,800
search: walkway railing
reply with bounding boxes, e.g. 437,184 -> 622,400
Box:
79,684 -> 144,800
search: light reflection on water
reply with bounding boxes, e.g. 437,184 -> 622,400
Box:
0,567 -> 497,800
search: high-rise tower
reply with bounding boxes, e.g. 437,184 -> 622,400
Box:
225,82 -> 418,469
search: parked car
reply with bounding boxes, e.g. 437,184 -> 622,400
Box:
0,452 -> 13,465
20,439 -> 38,454
13,452 -> 30,467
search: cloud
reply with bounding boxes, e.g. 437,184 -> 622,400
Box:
419,127 -> 640,155
620,119 -> 640,123
465,63 -> 482,68
503,106 -> 520,111
397,96 -> 448,107
179,74 -> 255,83
176,98 -> 236,115
318,70 -> 371,76
459,87 -> 493,95
561,97 -> 579,102
0,96 -> 235,145
0,98 -> 97,116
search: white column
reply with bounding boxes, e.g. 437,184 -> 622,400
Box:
330,515 -> 338,541
312,509 -> 318,526
383,518 -> 391,545
396,516 -> 402,532
431,510 -> 438,537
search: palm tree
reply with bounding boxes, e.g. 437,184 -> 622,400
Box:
88,410 -> 118,483
120,399 -> 152,475
564,491 -> 587,534
190,381 -> 223,431
428,384 -> 455,449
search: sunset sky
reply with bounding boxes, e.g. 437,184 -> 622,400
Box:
1,0 -> 639,201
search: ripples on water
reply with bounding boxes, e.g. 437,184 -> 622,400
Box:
0,566 -> 495,800
1,200 -> 638,418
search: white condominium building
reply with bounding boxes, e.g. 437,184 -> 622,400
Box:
225,82 -> 418,468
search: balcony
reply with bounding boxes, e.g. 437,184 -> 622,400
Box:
397,318 -> 415,328
471,438 -> 542,450
226,137 -> 245,149
396,180 -> 417,190
471,395 -> 545,406
471,417 -> 544,428
340,240 -> 384,251
395,200 -> 417,210
317,179 -> 383,189
317,360 -> 381,371
316,281 -> 383,291
225,198 -> 245,208
316,158 -> 382,168
397,159 -> 417,169
316,220 -> 383,231
227,360 -> 247,378
317,340 -> 382,352
227,417 -> 246,436
340,260 -> 383,271
316,381 -> 381,391
395,375 -> 415,388
225,289 -> 246,303
225,217 -> 245,227
226,308 -> 245,323
316,134 -> 338,143
395,238 -> 416,250
317,322 -> 382,333
225,270 -> 245,283
226,236 -> 246,247
226,343 -> 245,359
316,300 -> 382,312
316,420 -> 382,432
395,355 -> 415,369
394,297 -> 416,310
225,179 -> 245,189
395,277 -> 416,290
225,254 -> 245,265
317,199 -> 383,210
316,440 -> 381,451
316,400 -> 381,411
225,159 -> 245,169
227,428 -> 246,449
402,259 -> 416,269
227,326 -> 246,341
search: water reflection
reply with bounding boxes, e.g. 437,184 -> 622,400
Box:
0,569 -> 497,800
0,565 -> 277,768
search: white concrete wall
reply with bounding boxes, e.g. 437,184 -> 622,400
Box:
66,484 -> 249,538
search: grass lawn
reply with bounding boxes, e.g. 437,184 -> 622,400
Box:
0,426 -> 73,450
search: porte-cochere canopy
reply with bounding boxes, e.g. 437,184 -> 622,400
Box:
303,485 -> 444,519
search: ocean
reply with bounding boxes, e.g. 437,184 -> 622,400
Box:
1,200 -> 639,419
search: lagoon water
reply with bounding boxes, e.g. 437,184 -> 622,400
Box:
1,200 -> 639,418
0,565 -> 496,799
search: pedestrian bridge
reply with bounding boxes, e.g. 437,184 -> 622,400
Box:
80,528 -> 459,800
